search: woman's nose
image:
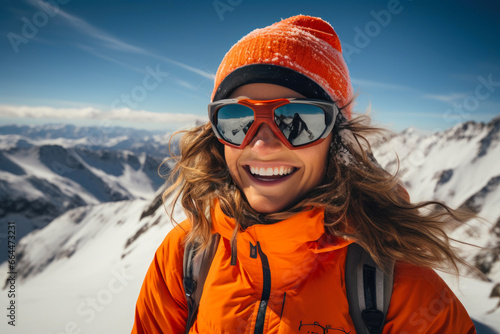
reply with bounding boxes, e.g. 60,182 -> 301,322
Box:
248,123 -> 284,155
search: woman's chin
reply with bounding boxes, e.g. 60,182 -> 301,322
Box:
246,197 -> 287,214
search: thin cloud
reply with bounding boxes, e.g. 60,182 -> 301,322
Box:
171,77 -> 199,91
379,110 -> 451,118
423,93 -> 467,102
152,55 -> 215,80
24,0 -> 214,80
0,105 -> 205,124
0,105 -> 102,119
351,78 -> 419,93
26,0 -> 145,54
59,11 -> 145,54
378,110 -> 496,120
107,108 -> 203,124
75,44 -> 147,74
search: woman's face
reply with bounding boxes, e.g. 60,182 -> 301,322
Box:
224,83 -> 332,213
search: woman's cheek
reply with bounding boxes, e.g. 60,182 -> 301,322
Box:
224,145 -> 243,187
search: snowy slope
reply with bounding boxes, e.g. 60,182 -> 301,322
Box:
372,117 -> 500,214
1,119 -> 500,333
372,116 -> 500,249
0,187 -> 186,333
0,125 -> 170,260
372,116 -> 500,321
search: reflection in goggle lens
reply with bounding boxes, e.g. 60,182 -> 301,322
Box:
274,104 -> 326,145
217,104 -> 254,145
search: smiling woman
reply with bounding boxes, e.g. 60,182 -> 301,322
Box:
132,15 -> 477,334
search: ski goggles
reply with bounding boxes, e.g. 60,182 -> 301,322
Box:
208,98 -> 339,150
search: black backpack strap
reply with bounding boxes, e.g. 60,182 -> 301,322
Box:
183,233 -> 221,333
345,243 -> 395,334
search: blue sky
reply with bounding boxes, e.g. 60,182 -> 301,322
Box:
1,0 -> 499,133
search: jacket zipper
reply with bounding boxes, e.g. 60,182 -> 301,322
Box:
254,241 -> 271,334
280,292 -> 287,319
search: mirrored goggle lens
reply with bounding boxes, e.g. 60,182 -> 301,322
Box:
274,104 -> 327,146
216,104 -> 254,145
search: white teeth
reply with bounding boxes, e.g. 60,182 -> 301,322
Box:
249,166 -> 294,177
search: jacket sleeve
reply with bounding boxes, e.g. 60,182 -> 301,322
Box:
383,262 -> 476,334
131,221 -> 190,334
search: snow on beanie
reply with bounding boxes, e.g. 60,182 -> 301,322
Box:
212,15 -> 353,119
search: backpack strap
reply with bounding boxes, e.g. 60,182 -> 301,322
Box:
183,233 -> 221,334
345,243 -> 395,334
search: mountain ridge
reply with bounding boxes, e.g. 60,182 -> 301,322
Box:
0,125 -> 172,262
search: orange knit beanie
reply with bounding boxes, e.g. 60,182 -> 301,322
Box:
212,15 -> 353,119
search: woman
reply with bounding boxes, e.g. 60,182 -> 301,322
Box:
132,15 -> 476,333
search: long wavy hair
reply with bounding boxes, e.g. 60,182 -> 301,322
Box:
162,113 -> 476,273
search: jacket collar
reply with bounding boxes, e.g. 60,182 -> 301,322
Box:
211,200 -> 352,258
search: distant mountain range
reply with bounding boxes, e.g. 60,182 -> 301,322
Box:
0,119 -> 499,333
0,124 -> 175,262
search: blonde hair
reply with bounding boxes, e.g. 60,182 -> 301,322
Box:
163,114 -> 475,273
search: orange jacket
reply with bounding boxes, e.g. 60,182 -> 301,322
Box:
132,203 -> 476,333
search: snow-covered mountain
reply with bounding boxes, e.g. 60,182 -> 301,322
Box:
1,118 -> 499,333
0,193 -> 179,334
0,125 -> 172,262
372,117 -> 500,283
0,124 -> 168,154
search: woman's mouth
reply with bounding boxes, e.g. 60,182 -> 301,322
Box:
245,165 -> 297,182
